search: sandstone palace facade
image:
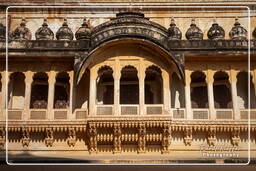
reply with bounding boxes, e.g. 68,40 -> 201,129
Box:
0,0 -> 256,164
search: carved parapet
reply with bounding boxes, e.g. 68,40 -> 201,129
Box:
231,128 -> 240,146
88,122 -> 97,154
21,128 -> 30,147
207,127 -> 216,147
138,123 -> 146,154
67,128 -> 77,147
184,127 -> 193,146
113,123 -> 121,154
161,123 -> 171,154
0,128 -> 5,148
45,128 -> 54,147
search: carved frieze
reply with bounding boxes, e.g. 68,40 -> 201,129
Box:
67,128 -> 77,147
0,128 -> 5,148
231,128 -> 240,146
138,123 -> 146,153
184,127 -> 192,146
45,128 -> 54,147
113,123 -> 121,154
88,123 -> 97,154
207,127 -> 216,147
21,128 -> 30,147
161,123 -> 171,154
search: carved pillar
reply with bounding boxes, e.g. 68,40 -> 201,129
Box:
89,67 -> 97,116
207,127 -> 216,147
24,72 -> 33,120
45,128 -> 54,147
21,128 -> 30,147
67,127 -> 77,147
0,127 -> 5,148
253,70 -> 256,97
113,62 -> 121,116
69,71 -> 75,119
138,123 -> 146,153
0,72 -> 7,120
185,70 -> 192,119
229,69 -> 239,120
162,71 -> 171,115
231,127 -> 240,147
161,123 -> 171,154
139,64 -> 146,115
183,127 -> 192,146
88,123 -> 97,154
206,70 -> 215,120
113,123 -> 121,154
47,71 -> 56,120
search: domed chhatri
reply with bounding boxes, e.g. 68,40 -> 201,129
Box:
75,18 -> 91,40
11,18 -> 32,40
207,18 -> 225,40
229,17 -> 247,40
0,23 -> 6,40
167,17 -> 182,40
35,18 -> 54,40
185,18 -> 203,40
56,18 -> 74,40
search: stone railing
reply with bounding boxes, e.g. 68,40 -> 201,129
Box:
75,109 -> 87,119
145,104 -> 163,115
53,109 -> 68,120
192,108 -> 209,119
8,109 -> 23,120
30,109 -> 47,120
240,109 -> 256,120
96,104 -> 113,115
120,105 -> 139,115
216,109 -> 233,120
172,108 -> 186,119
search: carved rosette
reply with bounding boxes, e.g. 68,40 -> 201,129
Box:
75,18 -> 91,40
88,123 -> 97,154
11,18 -> 32,40
161,123 -> 171,154
45,128 -> 54,147
183,127 -> 192,146
167,18 -> 182,40
35,18 -> 54,40
113,123 -> 122,154
0,23 -> 6,40
138,123 -> 146,153
21,128 -> 30,147
0,128 -> 5,148
56,18 -> 74,41
231,128 -> 240,146
229,18 -> 247,40
207,127 -> 216,147
67,128 -> 77,147
185,18 -> 203,40
207,19 -> 225,40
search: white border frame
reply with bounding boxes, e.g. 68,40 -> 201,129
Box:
4,5 -> 251,165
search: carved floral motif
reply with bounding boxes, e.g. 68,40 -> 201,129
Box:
67,128 -> 77,147
184,127 -> 192,146
45,128 -> 54,147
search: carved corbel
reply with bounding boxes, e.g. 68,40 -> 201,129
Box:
113,123 -> 121,154
184,127 -> 192,146
67,128 -> 77,147
138,123 -> 146,154
162,123 -> 171,154
21,128 -> 30,147
45,128 -> 54,147
88,123 -> 97,154
231,128 -> 240,146
207,127 -> 216,147
0,128 -> 5,148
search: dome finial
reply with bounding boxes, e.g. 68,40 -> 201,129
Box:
167,17 -> 182,40
235,16 -> 240,26
63,18 -> 68,26
186,18 -> 203,40
42,18 -> 48,26
229,16 -> 247,40
35,17 -> 54,40
56,18 -> 74,40
207,18 -> 225,40
21,17 -> 26,26
213,17 -> 217,24
191,18 -> 196,25
75,17 -> 91,40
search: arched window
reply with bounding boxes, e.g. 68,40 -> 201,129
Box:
30,72 -> 48,109
190,71 -> 208,108
120,65 -> 139,104
237,71 -> 256,109
54,72 -> 70,109
145,65 -> 163,104
171,72 -> 185,108
213,71 -> 232,108
97,66 -> 114,104
8,72 -> 25,109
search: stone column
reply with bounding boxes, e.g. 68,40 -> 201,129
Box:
229,69 -> 239,120
89,67 -> 97,116
24,71 -> 33,120
185,70 -> 192,119
0,72 -> 7,121
138,64 -> 146,115
162,71 -> 171,115
113,62 -> 121,116
47,71 -> 56,120
69,71 -> 75,119
206,70 -> 215,120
